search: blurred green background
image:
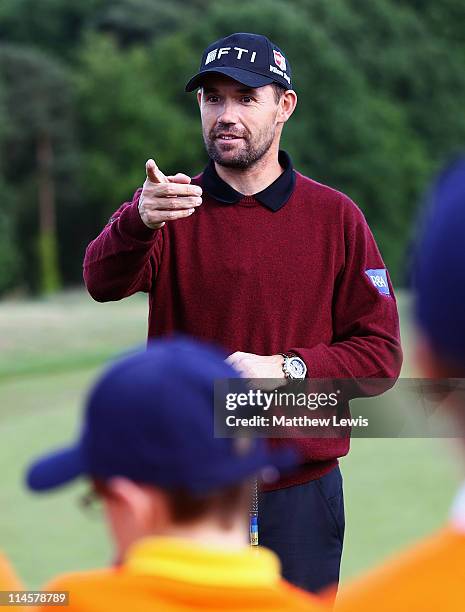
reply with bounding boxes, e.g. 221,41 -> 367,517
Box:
0,0 -> 465,294
0,291 -> 461,587
0,0 -> 464,591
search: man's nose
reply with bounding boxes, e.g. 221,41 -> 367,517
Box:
217,99 -> 239,125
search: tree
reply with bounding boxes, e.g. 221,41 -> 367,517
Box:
0,0 -> 464,290
0,45 -> 75,293
75,33 -> 202,226
0,0 -> 106,59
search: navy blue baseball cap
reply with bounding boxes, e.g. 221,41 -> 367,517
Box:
185,32 -> 293,92
26,338 -> 296,494
414,157 -> 465,366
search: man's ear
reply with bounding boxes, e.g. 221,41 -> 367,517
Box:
277,90 -> 297,123
196,88 -> 202,108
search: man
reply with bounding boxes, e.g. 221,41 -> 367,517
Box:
335,158 -> 465,611
83,32 -> 402,592
27,338 -> 322,611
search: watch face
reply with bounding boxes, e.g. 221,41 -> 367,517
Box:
289,357 -> 306,378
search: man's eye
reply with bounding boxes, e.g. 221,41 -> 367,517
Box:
241,96 -> 253,103
206,96 -> 219,103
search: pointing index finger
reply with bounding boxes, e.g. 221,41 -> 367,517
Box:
146,158 -> 168,184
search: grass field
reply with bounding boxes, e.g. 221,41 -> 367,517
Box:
0,290 -> 460,588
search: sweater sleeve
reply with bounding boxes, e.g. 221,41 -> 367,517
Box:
83,188 -> 163,302
289,199 -> 403,380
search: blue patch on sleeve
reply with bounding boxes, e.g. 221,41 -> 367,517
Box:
365,269 -> 390,296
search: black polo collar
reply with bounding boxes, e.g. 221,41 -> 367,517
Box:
201,150 -> 296,212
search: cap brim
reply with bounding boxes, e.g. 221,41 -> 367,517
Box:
26,445 -> 86,492
185,67 -> 274,92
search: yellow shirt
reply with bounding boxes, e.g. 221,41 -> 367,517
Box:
39,538 -> 323,611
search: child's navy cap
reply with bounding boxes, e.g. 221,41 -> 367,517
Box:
185,32 -> 293,92
26,338 -> 296,494
414,156 -> 465,366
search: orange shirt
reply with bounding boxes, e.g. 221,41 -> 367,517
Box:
0,551 -> 23,590
38,538 -> 323,611
335,526 -> 465,612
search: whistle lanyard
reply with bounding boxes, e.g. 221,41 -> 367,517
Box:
250,479 -> 259,546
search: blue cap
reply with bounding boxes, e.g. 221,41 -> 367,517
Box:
185,32 -> 292,92
414,157 -> 465,365
26,338 -> 295,494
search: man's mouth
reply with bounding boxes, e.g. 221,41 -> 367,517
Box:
215,134 -> 243,140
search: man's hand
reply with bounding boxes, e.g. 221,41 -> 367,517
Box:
226,352 -> 285,379
138,158 -> 203,229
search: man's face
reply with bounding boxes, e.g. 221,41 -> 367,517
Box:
197,75 -> 282,169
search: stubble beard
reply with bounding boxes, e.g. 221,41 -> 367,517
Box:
204,124 -> 277,170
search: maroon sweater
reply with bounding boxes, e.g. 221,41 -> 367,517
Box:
84,158 -> 402,489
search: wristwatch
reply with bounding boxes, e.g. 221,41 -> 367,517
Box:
281,353 -> 307,380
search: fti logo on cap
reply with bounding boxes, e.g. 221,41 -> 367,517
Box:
205,46 -> 257,66
273,50 -> 286,71
365,269 -> 390,296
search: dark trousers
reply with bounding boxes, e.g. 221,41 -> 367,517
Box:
258,465 -> 345,594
